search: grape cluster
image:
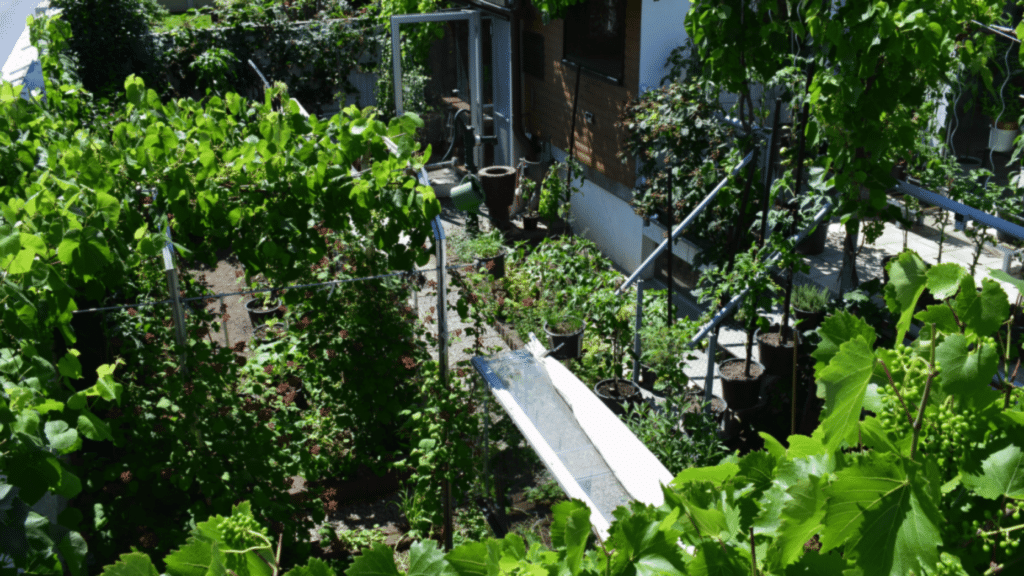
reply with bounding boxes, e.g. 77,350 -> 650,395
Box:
929,552 -> 968,576
876,350 -> 979,466
220,512 -> 270,551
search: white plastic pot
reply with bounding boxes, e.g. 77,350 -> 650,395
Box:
989,126 -> 1019,153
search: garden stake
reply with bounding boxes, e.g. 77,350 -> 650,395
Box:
761,99 -> 783,247
667,171 -> 673,327
791,323 -> 798,436
704,327 -> 717,413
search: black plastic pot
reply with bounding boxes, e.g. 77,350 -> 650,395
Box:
523,213 -> 540,230
793,307 -> 826,335
253,323 -> 286,344
680,392 -> 728,434
881,254 -> 897,285
636,364 -> 658,392
593,378 -> 642,416
476,252 -> 506,280
756,325 -> 796,382
718,358 -> 765,411
544,317 -> 585,360
795,221 -> 829,256
246,298 -> 284,327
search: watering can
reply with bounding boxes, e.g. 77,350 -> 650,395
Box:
450,175 -> 485,213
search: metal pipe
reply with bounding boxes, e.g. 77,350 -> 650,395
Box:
896,180 -> 1024,242
703,328 -> 717,412
616,150 -> 756,295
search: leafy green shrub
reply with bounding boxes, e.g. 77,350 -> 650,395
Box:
50,0 -> 163,96
791,283 -> 829,313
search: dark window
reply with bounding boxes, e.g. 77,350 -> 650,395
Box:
563,0 -> 627,83
523,31 -> 545,80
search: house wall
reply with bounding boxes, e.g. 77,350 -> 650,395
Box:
521,0 -> 641,188
638,0 -> 689,94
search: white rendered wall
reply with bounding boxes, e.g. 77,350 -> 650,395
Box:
638,0 -> 690,94
550,147 -> 645,273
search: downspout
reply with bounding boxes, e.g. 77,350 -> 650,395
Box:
510,0 -> 534,161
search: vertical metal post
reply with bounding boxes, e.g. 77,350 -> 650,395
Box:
704,328 -> 717,413
220,295 -> 229,348
163,236 -> 188,374
391,17 -> 404,116
666,171 -> 673,327
431,215 -> 452,551
632,283 -> 643,385
468,10 -> 483,170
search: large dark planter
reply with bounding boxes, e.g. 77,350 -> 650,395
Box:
478,165 -> 517,231
246,298 -> 284,327
476,251 -> 506,280
543,317 -> 585,360
793,307 -> 826,335
523,212 -> 540,230
756,325 -> 796,382
795,221 -> 829,256
718,358 -> 765,411
594,378 -> 642,416
679,391 -> 727,430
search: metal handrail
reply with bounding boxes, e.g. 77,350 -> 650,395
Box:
686,200 -> 834,350
895,179 -> 1024,242
615,149 -> 756,296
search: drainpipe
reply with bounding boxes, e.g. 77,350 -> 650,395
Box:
509,0 -> 534,162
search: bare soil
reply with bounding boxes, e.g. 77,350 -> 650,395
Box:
596,378 -> 640,399
720,360 -> 764,381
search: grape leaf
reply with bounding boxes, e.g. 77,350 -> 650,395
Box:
989,268 -> 1024,295
934,334 -> 1000,408
925,263 -> 966,301
345,543 -> 402,576
550,500 -> 590,575
767,476 -> 827,570
444,542 -> 487,576
961,439 -> 1024,499
883,251 -> 928,344
406,540 -> 453,576
811,311 -> 876,378
671,462 -> 739,488
283,557 -> 336,576
953,277 -> 1009,338
164,537 -> 227,576
44,420 -> 79,453
821,455 -> 942,576
782,550 -> 849,575
687,542 -> 751,576
100,552 -> 160,576
912,305 -> 958,335
816,336 -> 876,452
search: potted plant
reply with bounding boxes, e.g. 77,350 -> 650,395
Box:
537,157 -> 584,233
522,211 -> 541,230
696,245 -> 775,412
981,78 -> 1023,153
240,273 -> 283,327
637,319 -> 698,394
542,313 -> 585,361
448,229 -> 507,280
589,290 -> 642,415
791,283 -> 829,334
